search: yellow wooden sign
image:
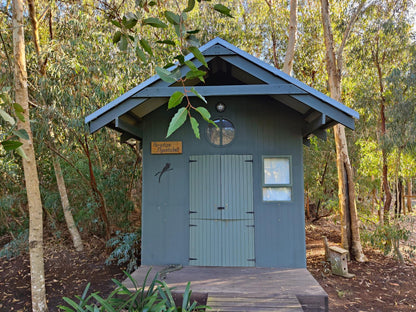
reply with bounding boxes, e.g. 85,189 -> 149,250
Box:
151,141 -> 182,154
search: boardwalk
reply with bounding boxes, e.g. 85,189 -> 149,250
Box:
125,266 -> 328,311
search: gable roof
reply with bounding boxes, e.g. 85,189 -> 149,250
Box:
85,37 -> 358,143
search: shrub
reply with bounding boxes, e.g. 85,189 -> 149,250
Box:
105,230 -> 140,273
0,230 -> 28,259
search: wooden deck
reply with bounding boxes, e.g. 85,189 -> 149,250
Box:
125,266 -> 328,311
207,294 -> 303,311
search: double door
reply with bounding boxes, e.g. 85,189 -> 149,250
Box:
189,155 -> 255,266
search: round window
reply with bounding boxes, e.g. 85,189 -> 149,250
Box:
206,118 -> 235,146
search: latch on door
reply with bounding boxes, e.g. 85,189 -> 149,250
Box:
217,206 -> 225,210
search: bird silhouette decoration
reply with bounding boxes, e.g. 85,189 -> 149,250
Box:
155,163 -> 173,183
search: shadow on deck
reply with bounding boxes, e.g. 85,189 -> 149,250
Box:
124,266 -> 328,312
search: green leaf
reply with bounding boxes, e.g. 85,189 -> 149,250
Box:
166,107 -> 187,138
118,35 -> 128,51
13,129 -> 29,140
185,34 -> 199,47
174,24 -> 186,38
15,146 -> 28,159
13,103 -> 24,113
171,68 -> 182,81
156,67 -> 177,84
136,47 -> 147,62
188,46 -> 208,68
111,20 -> 121,28
122,17 -> 138,29
187,29 -> 200,34
15,111 -> 25,122
168,91 -> 185,109
195,106 -> 211,121
91,294 -> 117,312
139,39 -> 153,56
183,0 -> 195,12
164,11 -> 180,25
185,60 -> 198,71
113,31 -> 122,44
186,69 -> 206,82
191,87 -> 207,103
190,117 -> 200,139
142,17 -> 168,28
214,4 -> 233,17
0,108 -> 15,125
156,39 -> 176,46
1,140 -> 23,151
174,55 -> 185,64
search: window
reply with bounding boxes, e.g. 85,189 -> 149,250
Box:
262,156 -> 292,201
206,118 -> 235,146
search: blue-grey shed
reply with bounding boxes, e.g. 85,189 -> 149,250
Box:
85,37 -> 358,268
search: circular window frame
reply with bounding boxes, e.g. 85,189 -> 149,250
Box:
205,118 -> 235,147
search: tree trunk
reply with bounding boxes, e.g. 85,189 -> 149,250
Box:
320,0 -> 366,262
12,0 -> 48,310
407,178 -> 412,213
28,0 -> 83,248
282,0 -> 297,74
265,0 -> 279,68
305,184 -> 310,219
373,36 -> 392,224
27,0 -> 46,75
53,155 -> 84,251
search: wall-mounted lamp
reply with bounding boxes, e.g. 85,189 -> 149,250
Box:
216,102 -> 226,113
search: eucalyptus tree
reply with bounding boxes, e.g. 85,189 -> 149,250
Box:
12,0 -> 48,309
27,0 -> 83,251
320,0 -> 367,262
385,42 -> 416,213
349,0 -> 414,223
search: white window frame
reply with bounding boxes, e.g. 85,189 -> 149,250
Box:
262,156 -> 292,202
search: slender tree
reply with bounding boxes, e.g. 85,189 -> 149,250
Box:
27,0 -> 84,250
320,0 -> 367,262
12,0 -> 48,309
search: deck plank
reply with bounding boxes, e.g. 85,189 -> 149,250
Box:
207,294 -> 304,311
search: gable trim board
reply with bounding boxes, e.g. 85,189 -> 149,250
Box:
84,37 -> 358,142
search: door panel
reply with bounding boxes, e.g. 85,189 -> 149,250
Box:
189,155 -> 254,267
189,219 -> 222,266
221,155 -> 254,219
222,219 -> 255,266
189,155 -> 221,220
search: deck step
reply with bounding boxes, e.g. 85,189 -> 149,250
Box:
207,294 -> 304,311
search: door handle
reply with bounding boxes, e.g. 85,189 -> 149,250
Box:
217,207 -> 225,210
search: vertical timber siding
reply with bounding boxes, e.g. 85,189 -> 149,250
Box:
141,95 -> 306,268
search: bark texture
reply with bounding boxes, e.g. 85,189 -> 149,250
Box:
13,0 -> 48,310
320,0 -> 367,262
374,50 -> 392,223
27,0 -> 46,75
282,0 -> 297,74
407,178 -> 412,213
53,155 -> 84,251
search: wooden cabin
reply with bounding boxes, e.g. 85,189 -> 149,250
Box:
85,38 -> 358,268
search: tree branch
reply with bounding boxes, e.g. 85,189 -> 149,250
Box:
337,1 -> 369,70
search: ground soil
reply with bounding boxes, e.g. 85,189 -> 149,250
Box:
1,219 -> 416,311
0,236 -> 125,311
306,217 -> 416,311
